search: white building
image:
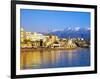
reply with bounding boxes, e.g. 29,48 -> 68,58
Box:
30,32 -> 45,41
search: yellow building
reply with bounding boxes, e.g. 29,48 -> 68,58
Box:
44,35 -> 59,47
20,28 -> 32,48
20,28 -> 60,48
66,39 -> 77,49
25,32 -> 32,41
20,28 -> 25,43
45,35 -> 59,42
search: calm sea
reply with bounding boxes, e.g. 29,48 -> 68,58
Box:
20,48 -> 90,69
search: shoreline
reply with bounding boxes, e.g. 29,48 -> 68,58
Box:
21,47 -> 89,52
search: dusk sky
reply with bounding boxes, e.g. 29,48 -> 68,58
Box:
20,9 -> 90,33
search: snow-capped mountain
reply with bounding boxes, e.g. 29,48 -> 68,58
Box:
48,27 -> 90,40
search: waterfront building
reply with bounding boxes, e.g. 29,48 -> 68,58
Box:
20,28 -> 25,43
25,32 -> 32,41
50,35 -> 59,42
30,32 -> 45,41
52,41 -> 60,48
66,39 -> 77,49
30,32 -> 46,47
44,34 -> 59,47
20,28 -> 27,48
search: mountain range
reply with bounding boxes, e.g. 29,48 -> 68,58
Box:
47,27 -> 90,40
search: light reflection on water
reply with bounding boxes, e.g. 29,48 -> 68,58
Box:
20,48 -> 90,70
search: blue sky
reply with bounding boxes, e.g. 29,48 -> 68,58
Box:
20,9 -> 90,33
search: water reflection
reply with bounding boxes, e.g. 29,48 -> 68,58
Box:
20,48 -> 90,70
